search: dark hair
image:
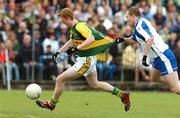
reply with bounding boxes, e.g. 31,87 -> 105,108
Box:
128,7 -> 141,17
47,45 -> 51,48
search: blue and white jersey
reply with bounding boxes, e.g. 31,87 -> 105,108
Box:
132,17 -> 169,60
132,17 -> 178,75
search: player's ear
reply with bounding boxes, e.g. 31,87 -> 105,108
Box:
67,16 -> 72,21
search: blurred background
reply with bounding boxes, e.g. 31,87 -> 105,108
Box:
0,0 -> 179,91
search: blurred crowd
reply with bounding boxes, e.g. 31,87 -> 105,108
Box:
0,0 -> 179,81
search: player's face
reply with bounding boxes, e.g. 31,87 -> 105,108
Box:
60,17 -> 72,27
125,11 -> 134,27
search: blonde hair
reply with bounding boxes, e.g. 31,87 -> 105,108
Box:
58,8 -> 74,19
128,7 -> 141,17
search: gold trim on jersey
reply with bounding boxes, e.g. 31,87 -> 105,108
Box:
74,37 -> 114,50
78,57 -> 91,75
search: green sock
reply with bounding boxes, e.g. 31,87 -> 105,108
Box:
112,87 -> 122,97
50,98 -> 59,105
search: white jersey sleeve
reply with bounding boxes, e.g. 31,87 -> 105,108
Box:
132,17 -> 169,60
135,20 -> 154,41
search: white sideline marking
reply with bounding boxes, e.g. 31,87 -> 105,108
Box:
26,115 -> 38,118
0,113 -> 38,118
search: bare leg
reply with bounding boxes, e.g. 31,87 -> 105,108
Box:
86,71 -> 131,111
138,65 -> 150,81
52,68 -> 82,100
162,71 -> 180,94
86,71 -> 113,92
145,69 -> 163,82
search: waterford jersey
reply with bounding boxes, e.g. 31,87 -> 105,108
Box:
70,21 -> 115,57
132,17 -> 169,60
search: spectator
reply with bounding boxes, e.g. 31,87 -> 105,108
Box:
5,38 -> 20,81
0,42 -> 5,64
42,30 -> 59,54
168,32 -> 178,50
171,14 -> 180,33
0,0 -> 178,82
153,5 -> 167,29
114,4 -> 128,26
142,3 -> 152,20
36,8 -> 48,40
96,16 -> 106,34
111,0 -> 121,15
96,50 -> 112,80
16,21 -> 29,45
108,46 -> 119,80
42,45 -> 57,80
18,34 -> 43,80
4,10 -> 16,26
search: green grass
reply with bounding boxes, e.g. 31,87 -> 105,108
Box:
1,90 -> 180,118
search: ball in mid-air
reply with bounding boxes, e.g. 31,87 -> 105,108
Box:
25,83 -> 42,100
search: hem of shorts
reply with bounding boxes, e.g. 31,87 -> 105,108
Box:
161,68 -> 178,76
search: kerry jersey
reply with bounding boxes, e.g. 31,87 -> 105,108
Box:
70,21 -> 115,57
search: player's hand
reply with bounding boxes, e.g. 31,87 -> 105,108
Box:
115,37 -> 125,44
67,47 -> 78,55
142,55 -> 149,67
52,52 -> 60,61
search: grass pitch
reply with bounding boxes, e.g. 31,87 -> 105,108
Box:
0,90 -> 180,118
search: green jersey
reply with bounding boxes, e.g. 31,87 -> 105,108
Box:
70,21 -> 115,57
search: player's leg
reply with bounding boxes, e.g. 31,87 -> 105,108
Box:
146,69 -> 165,82
36,67 -> 82,110
52,67 -> 82,100
162,71 -> 180,94
86,71 -> 113,91
153,49 -> 179,93
86,71 -> 130,111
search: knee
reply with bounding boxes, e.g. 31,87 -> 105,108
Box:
89,83 -> 99,89
170,86 -> 180,94
55,75 -> 65,85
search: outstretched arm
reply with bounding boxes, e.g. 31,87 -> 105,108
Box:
77,35 -> 95,49
66,36 -> 95,55
124,36 -> 137,45
116,36 -> 137,45
52,39 -> 75,61
57,39 -> 75,53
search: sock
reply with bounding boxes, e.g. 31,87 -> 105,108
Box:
112,87 -> 122,97
50,98 -> 59,106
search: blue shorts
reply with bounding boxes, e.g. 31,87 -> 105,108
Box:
152,49 -> 178,76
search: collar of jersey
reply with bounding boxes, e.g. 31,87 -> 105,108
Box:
72,20 -> 84,29
134,16 -> 142,27
133,16 -> 142,32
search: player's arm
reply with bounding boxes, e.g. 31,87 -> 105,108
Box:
77,35 -> 95,49
52,39 -> 75,60
57,39 -> 75,53
116,36 -> 137,45
143,37 -> 153,56
66,23 -> 95,55
124,36 -> 137,45
138,21 -> 154,66
66,34 -> 95,55
141,37 -> 153,67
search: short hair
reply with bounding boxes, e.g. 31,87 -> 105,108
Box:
47,45 -> 51,48
58,8 -> 74,19
128,7 -> 141,17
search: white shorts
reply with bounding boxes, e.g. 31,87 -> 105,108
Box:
72,56 -> 97,77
